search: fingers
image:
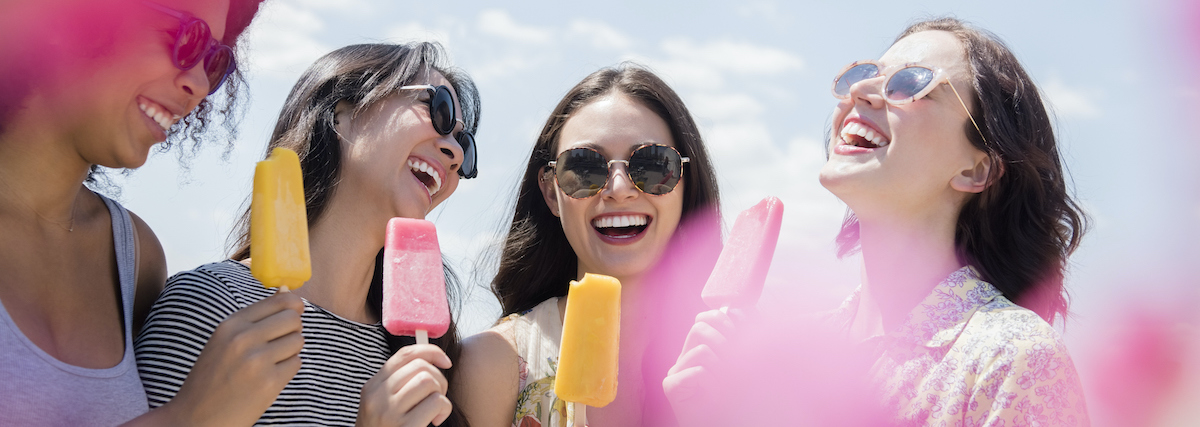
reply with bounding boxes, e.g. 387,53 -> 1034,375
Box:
679,320 -> 728,360
232,290 -> 306,324
391,371 -> 451,423
400,393 -> 453,427
381,344 -> 452,375
663,365 -> 710,403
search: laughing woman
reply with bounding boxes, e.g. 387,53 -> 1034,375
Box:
0,0 -> 305,425
454,64 -> 720,427
135,42 -> 480,426
667,18 -> 1089,426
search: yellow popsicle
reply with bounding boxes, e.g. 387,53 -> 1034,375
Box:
250,147 -> 311,289
555,273 -> 621,408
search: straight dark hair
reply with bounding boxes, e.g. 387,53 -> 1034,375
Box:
491,63 -> 721,316
835,17 -> 1088,323
227,42 -> 479,427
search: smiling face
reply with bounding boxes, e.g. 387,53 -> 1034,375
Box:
31,0 -> 229,169
334,71 -> 466,222
538,92 -> 684,283
820,30 -> 993,221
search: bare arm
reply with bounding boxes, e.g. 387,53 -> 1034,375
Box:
451,325 -> 521,427
128,211 -> 166,337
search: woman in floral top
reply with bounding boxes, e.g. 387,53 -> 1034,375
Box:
667,17 -> 1089,426
453,64 -> 722,426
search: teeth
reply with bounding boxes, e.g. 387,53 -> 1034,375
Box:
407,158 -> 442,197
138,101 -> 179,131
592,214 -> 650,228
839,122 -> 890,148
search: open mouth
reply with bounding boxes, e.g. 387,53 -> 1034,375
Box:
592,214 -> 651,239
137,98 -> 180,131
407,158 -> 443,198
840,121 -> 890,149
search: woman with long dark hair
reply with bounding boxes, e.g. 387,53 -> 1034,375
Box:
667,18 -> 1089,425
454,63 -> 720,427
135,42 -> 480,426
0,0 -> 298,425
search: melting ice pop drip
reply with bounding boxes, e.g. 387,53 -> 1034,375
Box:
700,197 -> 784,311
382,218 -> 450,345
555,273 -> 622,427
250,147 -> 312,290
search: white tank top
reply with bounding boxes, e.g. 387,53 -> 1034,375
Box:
0,194 -> 150,425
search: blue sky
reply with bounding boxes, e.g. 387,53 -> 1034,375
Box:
112,0 -> 1198,415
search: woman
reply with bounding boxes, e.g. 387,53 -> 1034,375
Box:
135,42 -> 480,426
0,0 -> 303,425
666,18 -> 1089,426
454,63 -> 721,427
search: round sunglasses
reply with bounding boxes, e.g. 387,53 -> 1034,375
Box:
547,144 -> 689,199
399,85 -> 478,179
143,1 -> 236,95
832,60 -> 986,142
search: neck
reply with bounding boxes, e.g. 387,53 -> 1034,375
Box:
851,214 -> 963,339
296,201 -> 389,324
0,117 -> 93,227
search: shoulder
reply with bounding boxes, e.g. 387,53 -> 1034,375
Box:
452,327 -> 521,426
152,261 -> 270,323
126,209 -> 168,334
458,326 -> 519,381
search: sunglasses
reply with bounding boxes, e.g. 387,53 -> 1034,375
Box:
399,85 -> 477,179
547,144 -> 689,199
143,1 -> 236,95
832,60 -> 986,142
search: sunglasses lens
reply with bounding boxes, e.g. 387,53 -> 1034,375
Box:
834,63 -> 879,97
174,20 -> 210,69
457,132 -> 477,179
203,45 -> 234,95
628,145 -> 683,195
429,87 -> 455,135
556,149 -> 608,199
885,67 -> 935,101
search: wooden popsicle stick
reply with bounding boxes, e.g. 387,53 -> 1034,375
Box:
571,401 -> 587,427
416,329 -> 429,345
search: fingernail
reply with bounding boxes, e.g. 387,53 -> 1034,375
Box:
279,285 -> 291,293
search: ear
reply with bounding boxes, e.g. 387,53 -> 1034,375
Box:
536,166 -> 561,217
950,152 -> 996,194
333,100 -> 353,137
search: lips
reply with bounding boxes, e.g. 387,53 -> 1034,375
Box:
137,97 -> 181,132
591,213 -> 651,242
407,157 -> 444,199
839,119 -> 890,149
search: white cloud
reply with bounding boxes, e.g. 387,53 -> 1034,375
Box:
660,38 -> 804,75
1041,77 -> 1101,120
243,1 -> 329,75
569,20 -> 634,50
477,9 -> 553,45
386,21 -> 453,46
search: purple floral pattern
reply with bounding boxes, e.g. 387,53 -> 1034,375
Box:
835,267 -> 1090,426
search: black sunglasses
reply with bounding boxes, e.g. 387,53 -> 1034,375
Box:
547,144 -> 689,199
143,1 -> 236,95
400,85 -> 477,179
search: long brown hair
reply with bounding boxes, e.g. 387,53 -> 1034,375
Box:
835,17 -> 1088,323
227,42 -> 480,427
491,63 -> 721,316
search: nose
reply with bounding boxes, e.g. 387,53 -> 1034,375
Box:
174,63 -> 210,106
600,161 -> 639,202
435,133 -> 464,174
848,75 -> 887,110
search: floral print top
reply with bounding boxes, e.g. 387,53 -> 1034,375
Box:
498,298 -> 574,427
831,266 -> 1090,426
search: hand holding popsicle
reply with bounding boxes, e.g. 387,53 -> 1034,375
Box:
357,344 -> 454,427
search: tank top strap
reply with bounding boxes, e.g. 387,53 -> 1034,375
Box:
97,193 -> 137,344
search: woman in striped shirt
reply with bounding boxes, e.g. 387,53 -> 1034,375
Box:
135,41 -> 481,426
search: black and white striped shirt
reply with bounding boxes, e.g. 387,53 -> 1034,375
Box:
134,260 -> 390,425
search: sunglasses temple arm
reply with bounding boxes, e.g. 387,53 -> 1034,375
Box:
946,81 -> 987,143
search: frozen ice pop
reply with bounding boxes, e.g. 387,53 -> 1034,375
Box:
382,217 -> 450,345
251,147 -> 311,290
556,272 -> 621,426
701,196 -> 784,310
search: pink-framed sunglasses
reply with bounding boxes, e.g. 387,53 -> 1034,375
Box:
832,60 -> 986,143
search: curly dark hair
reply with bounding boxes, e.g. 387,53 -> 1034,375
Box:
834,17 -> 1088,323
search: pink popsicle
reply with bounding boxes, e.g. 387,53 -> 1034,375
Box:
382,217 -> 450,344
701,197 -> 784,309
